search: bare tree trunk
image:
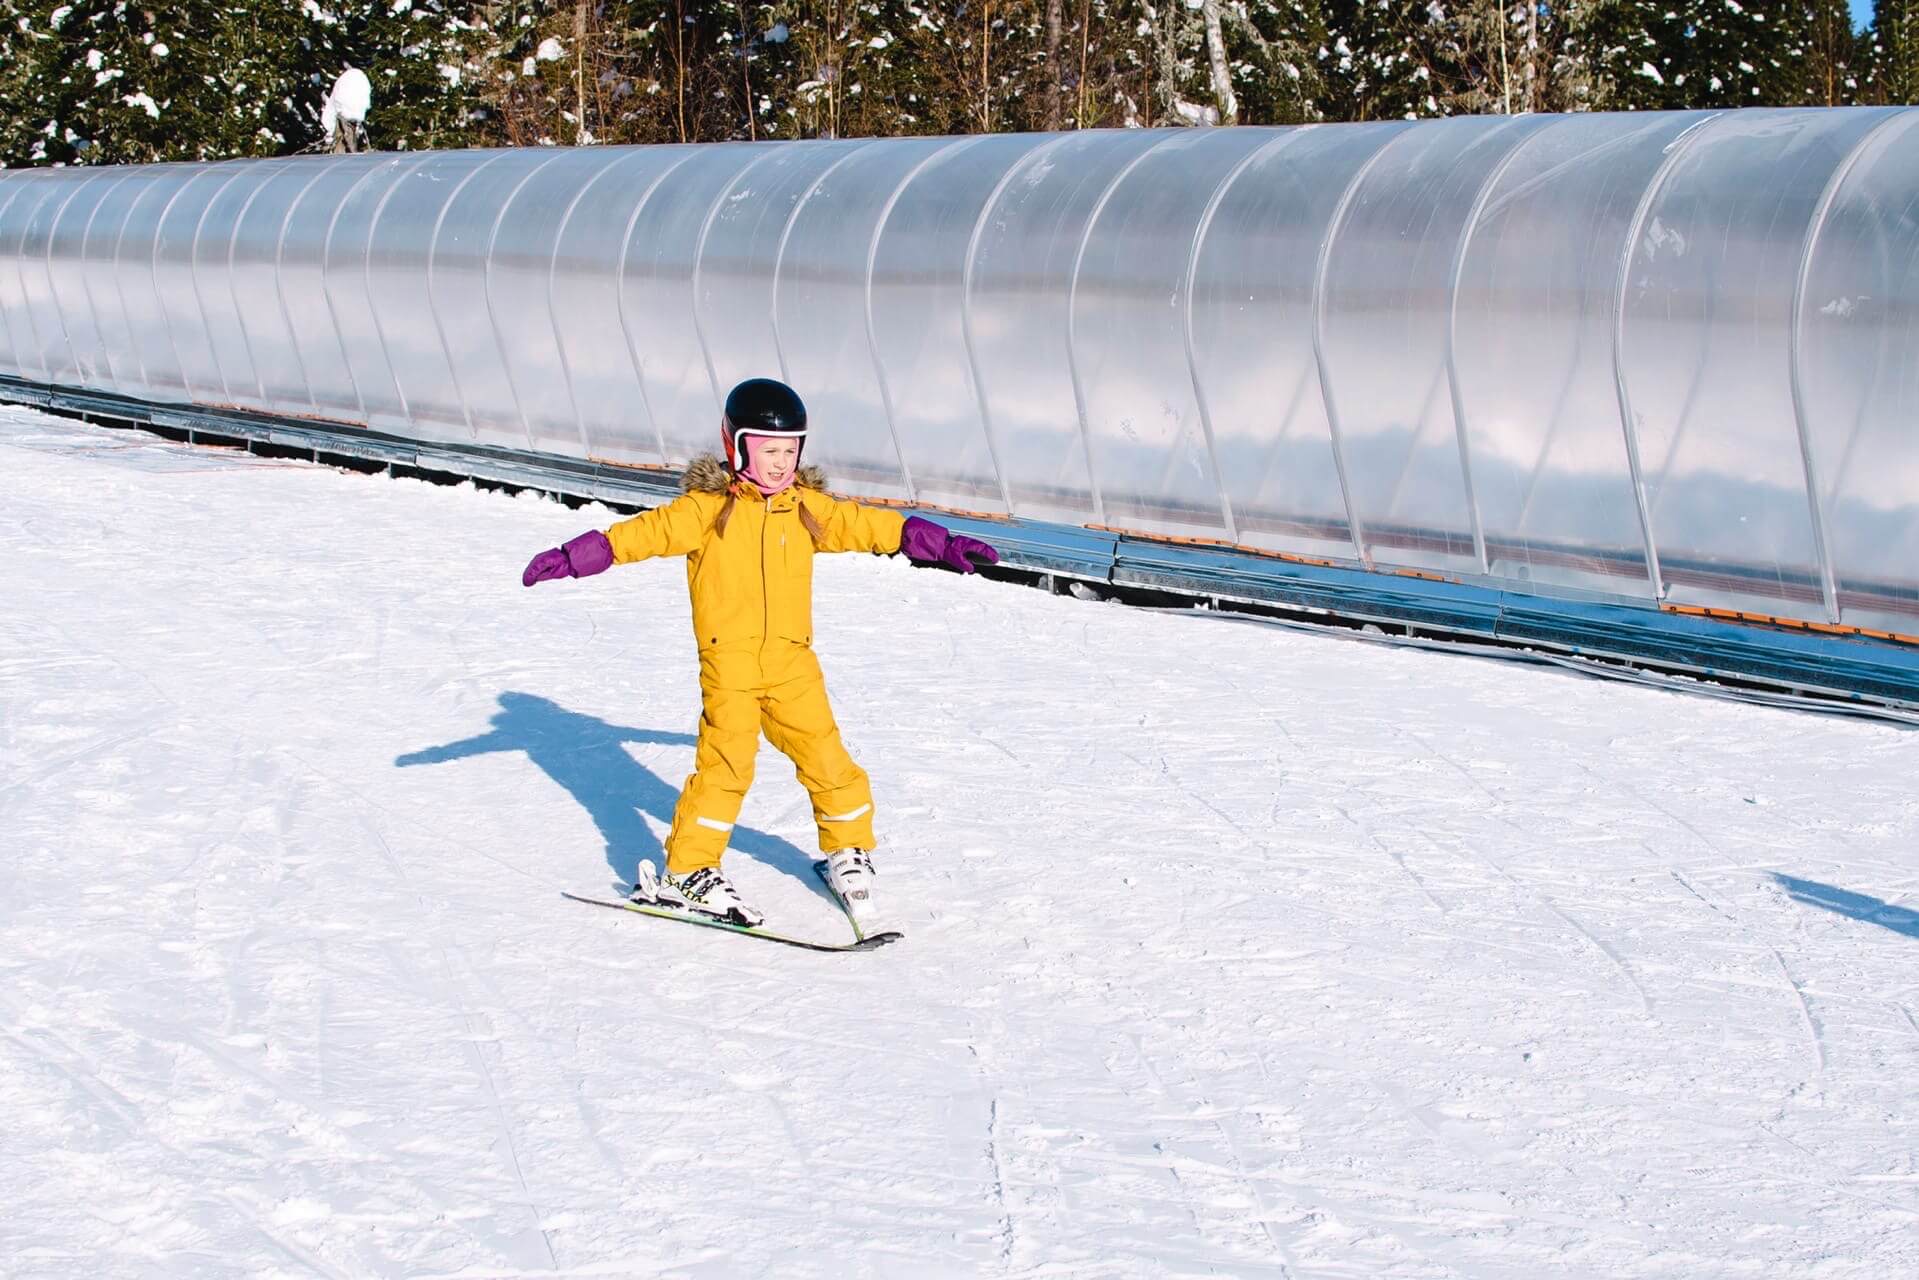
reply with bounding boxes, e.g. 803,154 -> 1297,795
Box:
1497,0 -> 1511,114
739,2 -> 756,140
1201,0 -> 1237,124
1045,0 -> 1064,129
1896,3 -> 1916,104
1524,0 -> 1538,112
829,0 -> 841,137
573,0 -> 589,144
1826,3 -> 1841,106
982,1 -> 993,132
1078,0 -> 1093,127
1149,1 -> 1189,125
674,0 -> 688,143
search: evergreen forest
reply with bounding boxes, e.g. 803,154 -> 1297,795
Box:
1,1 -> 1912,166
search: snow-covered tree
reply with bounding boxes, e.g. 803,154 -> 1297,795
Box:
1776,0 -> 1865,106
1426,0 -> 1626,114
1442,0 -> 1528,115
1670,0 -> 1791,107
1537,0 -> 1616,111
0,0 -> 1895,167
1223,0 -> 1328,123
321,66 -> 373,151
0,1 -> 486,165
1863,0 -> 1917,101
1582,0 -> 1691,109
1320,0 -> 1450,120
325,1 -> 489,151
464,1 -> 814,145
0,3 -> 40,165
3,2 -> 335,165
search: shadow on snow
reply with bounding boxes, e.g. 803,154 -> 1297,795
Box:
1773,874 -> 1919,941
395,691 -> 828,899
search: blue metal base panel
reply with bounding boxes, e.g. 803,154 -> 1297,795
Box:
1102,537 -> 1919,710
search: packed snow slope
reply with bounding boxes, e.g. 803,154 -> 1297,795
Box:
3,406 -> 1917,1280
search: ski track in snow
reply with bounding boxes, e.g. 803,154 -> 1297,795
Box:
3,407 -> 1918,1278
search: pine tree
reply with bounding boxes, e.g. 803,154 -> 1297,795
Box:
1776,0 -> 1864,105
0,2 -> 40,165
4,2 -> 338,166
1584,0 -> 1690,109
1321,0 -> 1451,120
0,2 -> 493,165
1223,0 -> 1328,123
1529,1 -> 1595,115
876,0 -> 988,134
1866,0 -> 1919,102
1670,0 -> 1787,107
5,0 -> 1890,167
328,1 -> 490,151
751,0 -> 972,140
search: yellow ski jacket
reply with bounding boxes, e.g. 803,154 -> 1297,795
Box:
603,454 -> 905,662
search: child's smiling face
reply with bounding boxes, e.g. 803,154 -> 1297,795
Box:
747,435 -> 800,486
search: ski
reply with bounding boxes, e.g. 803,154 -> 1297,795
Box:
813,859 -> 905,947
562,888 -> 900,953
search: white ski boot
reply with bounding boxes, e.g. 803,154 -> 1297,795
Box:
633,861 -> 765,928
819,849 -> 879,920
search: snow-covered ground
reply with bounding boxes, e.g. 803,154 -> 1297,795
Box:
3,404 -> 1916,1279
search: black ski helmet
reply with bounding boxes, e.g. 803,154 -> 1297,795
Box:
721,378 -> 807,472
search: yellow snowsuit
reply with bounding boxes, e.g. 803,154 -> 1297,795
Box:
603,455 -> 905,873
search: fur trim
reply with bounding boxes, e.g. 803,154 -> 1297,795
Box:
680,452 -> 828,495
681,453 -> 733,494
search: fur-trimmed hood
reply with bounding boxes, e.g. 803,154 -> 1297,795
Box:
680,452 -> 827,496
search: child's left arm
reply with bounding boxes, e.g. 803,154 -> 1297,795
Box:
804,493 -> 906,556
805,493 -> 1000,574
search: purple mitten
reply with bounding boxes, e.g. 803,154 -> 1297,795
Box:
522,548 -> 570,586
943,532 -> 999,573
900,515 -> 999,575
521,529 -> 614,586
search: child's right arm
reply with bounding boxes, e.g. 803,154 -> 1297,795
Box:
522,492 -> 715,587
604,492 -> 714,565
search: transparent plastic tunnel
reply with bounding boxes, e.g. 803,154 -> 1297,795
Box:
4,108 -> 1917,635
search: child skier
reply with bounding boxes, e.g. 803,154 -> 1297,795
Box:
521,378 -> 999,928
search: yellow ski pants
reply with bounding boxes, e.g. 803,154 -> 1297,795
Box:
664,643 -> 876,872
